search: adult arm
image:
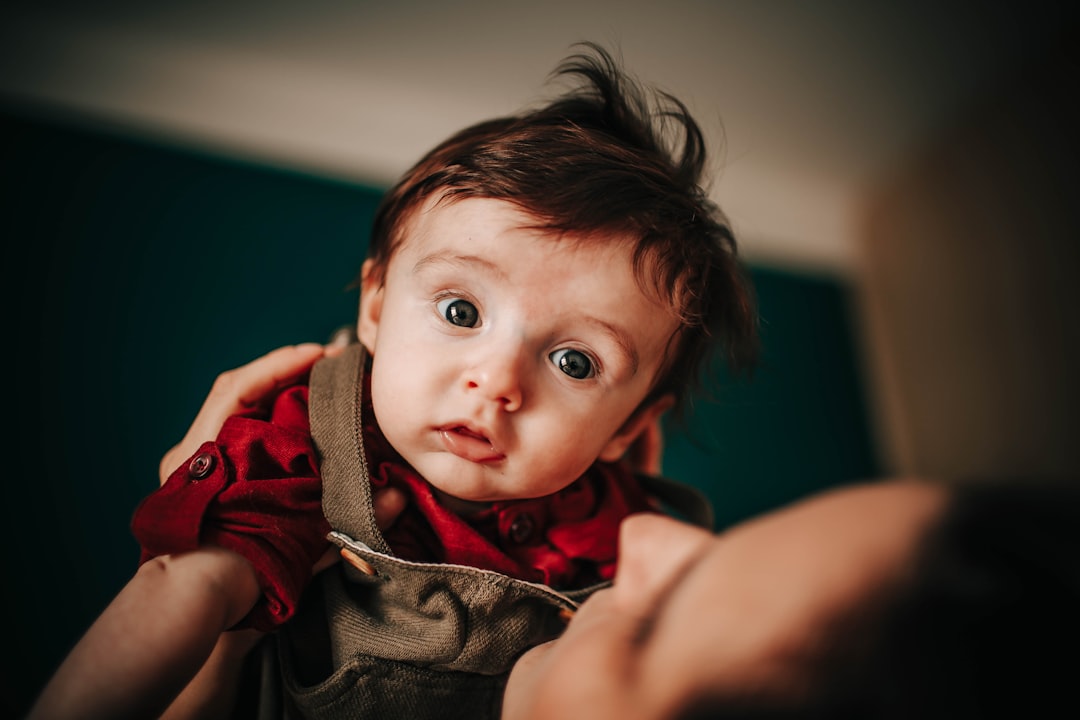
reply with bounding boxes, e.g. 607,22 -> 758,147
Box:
29,547 -> 260,720
158,488 -> 407,720
28,344 -> 328,720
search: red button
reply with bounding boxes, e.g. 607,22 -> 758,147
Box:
509,513 -> 535,544
188,452 -> 215,479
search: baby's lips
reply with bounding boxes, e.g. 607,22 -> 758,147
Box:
438,426 -> 506,463
451,425 -> 491,445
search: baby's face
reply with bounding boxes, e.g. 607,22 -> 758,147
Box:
358,196 -> 679,503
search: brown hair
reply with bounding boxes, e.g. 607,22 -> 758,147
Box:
363,43 -> 759,408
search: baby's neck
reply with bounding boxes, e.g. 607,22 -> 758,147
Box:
431,487 -> 493,518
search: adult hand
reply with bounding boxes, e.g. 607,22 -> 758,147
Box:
157,342 -> 409,571
158,343 -> 327,485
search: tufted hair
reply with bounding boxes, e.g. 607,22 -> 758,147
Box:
361,43 -> 759,408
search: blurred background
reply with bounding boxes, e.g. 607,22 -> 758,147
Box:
2,1 -> 1076,714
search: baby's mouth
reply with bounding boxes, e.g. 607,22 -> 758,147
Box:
439,425 -> 504,463
451,425 -> 490,444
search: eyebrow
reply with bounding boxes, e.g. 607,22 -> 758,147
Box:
412,250 -> 640,375
582,317 -> 640,377
412,251 -> 508,281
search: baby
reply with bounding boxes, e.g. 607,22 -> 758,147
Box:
30,43 -> 758,720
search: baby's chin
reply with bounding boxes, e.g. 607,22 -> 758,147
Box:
429,486 -> 496,516
428,477 -> 564,511
420,460 -> 549,507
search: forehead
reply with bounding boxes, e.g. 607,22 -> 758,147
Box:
386,194 -> 686,326
393,195 -> 649,290
398,194 -> 619,251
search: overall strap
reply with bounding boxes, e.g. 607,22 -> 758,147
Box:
308,343 -> 393,554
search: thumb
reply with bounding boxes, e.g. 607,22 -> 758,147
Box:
313,487 -> 408,575
373,487 -> 409,531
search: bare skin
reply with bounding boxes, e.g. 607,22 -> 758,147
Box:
358,196 -> 677,503
502,481 -> 946,720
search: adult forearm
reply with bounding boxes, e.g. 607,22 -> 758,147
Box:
160,628 -> 264,720
29,547 -> 259,720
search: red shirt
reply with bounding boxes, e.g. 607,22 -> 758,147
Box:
132,382 -> 654,631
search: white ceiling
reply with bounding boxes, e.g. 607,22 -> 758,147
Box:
0,1 -> 1065,276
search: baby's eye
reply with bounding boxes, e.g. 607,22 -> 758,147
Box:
437,297 -> 480,327
550,348 -> 594,379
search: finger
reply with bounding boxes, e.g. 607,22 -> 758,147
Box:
192,343 -> 325,438
373,487 -> 409,532
230,343 -> 326,409
312,546 -> 340,576
313,487 -> 408,575
315,488 -> 406,576
159,344 -> 325,485
325,325 -> 356,354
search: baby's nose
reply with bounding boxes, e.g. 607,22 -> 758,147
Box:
463,341 -> 527,411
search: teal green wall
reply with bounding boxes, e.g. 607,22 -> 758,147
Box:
664,266 -> 879,531
2,105 -> 877,715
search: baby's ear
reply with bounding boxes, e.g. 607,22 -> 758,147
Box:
357,258 -> 384,352
598,394 -> 675,466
